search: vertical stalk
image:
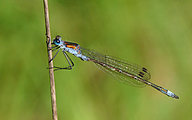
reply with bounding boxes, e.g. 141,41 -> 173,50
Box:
43,0 -> 58,120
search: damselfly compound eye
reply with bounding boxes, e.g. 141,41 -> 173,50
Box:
56,39 -> 60,43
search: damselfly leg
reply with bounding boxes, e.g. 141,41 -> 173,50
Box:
48,44 -> 74,71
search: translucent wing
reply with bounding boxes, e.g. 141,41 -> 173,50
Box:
80,48 -> 151,87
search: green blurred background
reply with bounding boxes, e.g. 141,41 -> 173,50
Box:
0,0 -> 191,120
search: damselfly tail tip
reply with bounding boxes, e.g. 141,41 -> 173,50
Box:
174,95 -> 179,99
167,90 -> 179,99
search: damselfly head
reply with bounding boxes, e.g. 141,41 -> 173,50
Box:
53,35 -> 62,45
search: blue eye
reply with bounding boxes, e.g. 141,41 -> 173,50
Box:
53,35 -> 62,45
53,39 -> 60,45
56,39 -> 60,43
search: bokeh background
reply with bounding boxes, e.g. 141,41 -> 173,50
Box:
0,0 -> 191,120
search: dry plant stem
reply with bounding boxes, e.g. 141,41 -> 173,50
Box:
43,0 -> 58,120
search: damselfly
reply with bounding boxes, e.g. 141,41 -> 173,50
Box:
49,35 -> 179,99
